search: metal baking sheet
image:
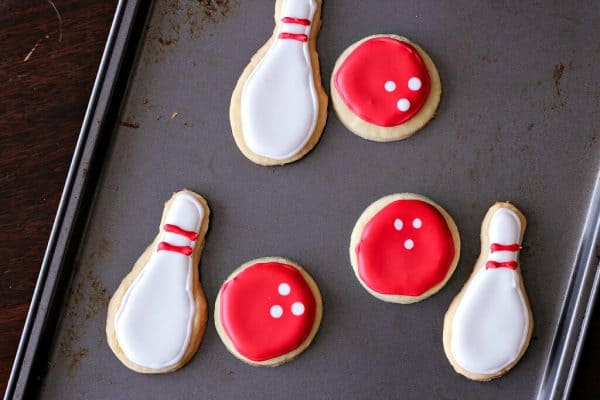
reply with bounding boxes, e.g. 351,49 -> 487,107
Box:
7,0 -> 600,399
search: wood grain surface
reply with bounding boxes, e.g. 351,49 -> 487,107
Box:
0,0 -> 597,398
0,0 -> 117,395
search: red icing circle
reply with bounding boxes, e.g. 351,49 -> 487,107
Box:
219,262 -> 317,361
334,37 -> 431,127
356,199 -> 456,296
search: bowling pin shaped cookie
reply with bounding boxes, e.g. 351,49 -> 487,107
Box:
332,34 -> 441,142
106,190 -> 210,373
215,257 -> 322,366
350,194 -> 460,303
443,203 -> 533,381
230,0 -> 328,165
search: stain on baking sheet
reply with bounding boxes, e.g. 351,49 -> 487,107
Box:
198,0 -> 235,23
158,36 -> 177,46
186,0 -> 238,37
220,368 -> 235,384
479,55 -> 498,64
56,239 -> 111,375
67,348 -> 89,374
146,0 -> 239,61
119,120 -> 140,129
552,63 -> 565,97
550,13 -> 581,24
585,133 -> 597,150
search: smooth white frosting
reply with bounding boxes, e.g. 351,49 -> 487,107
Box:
240,0 -> 318,160
114,194 -> 203,369
488,208 -> 521,263
450,208 -> 529,375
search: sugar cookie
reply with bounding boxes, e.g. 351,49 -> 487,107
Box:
106,190 -> 209,373
350,193 -> 460,303
215,257 -> 322,366
443,202 -> 533,381
230,0 -> 328,165
332,34 -> 441,141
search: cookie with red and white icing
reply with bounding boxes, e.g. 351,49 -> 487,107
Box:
229,0 -> 328,166
215,257 -> 322,366
443,202 -> 533,381
106,190 -> 210,373
350,194 -> 460,303
331,34 -> 441,142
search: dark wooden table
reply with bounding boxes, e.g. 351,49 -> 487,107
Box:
0,1 -> 598,398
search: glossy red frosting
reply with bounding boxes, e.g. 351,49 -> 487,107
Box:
219,261 -> 317,361
356,199 -> 455,296
334,37 -> 431,126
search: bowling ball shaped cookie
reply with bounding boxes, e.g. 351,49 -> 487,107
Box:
331,34 -> 441,142
443,203 -> 533,381
350,193 -> 460,303
215,257 -> 322,366
106,190 -> 210,373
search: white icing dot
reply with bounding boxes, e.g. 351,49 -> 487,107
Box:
408,77 -> 422,91
397,98 -> 411,112
291,302 -> 305,316
270,305 -> 283,318
412,218 -> 423,229
278,283 -> 291,296
394,218 -> 403,231
384,80 -> 397,92
404,239 -> 415,250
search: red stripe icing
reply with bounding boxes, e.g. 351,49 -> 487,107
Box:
281,17 -> 310,26
163,223 -> 199,241
278,32 -> 308,42
490,243 -> 522,252
157,242 -> 192,256
486,261 -> 518,270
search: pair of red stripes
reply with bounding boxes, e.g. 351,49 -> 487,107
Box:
157,224 -> 199,256
485,243 -> 522,270
278,16 -> 311,42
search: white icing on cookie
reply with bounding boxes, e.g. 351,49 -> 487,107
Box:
270,304 -> 284,318
384,80 -> 396,92
408,77 -> 422,91
240,0 -> 318,160
291,301 -> 305,316
278,282 -> 291,296
393,218 -> 403,231
114,194 -> 203,369
450,208 -> 529,375
489,208 -> 521,264
397,98 -> 411,112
